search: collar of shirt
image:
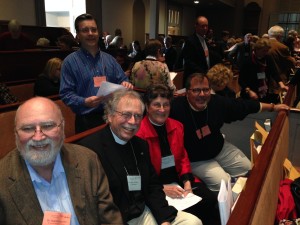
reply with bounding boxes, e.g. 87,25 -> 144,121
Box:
25,153 -> 64,185
145,55 -> 157,60
196,33 -> 205,42
80,47 -> 101,58
110,126 -> 128,145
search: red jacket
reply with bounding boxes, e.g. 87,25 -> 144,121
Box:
136,116 -> 200,182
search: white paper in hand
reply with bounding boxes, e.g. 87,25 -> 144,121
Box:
218,179 -> 233,225
96,81 -> 125,97
169,72 -> 177,81
166,193 -> 201,211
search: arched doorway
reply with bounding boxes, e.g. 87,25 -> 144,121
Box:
244,2 -> 261,35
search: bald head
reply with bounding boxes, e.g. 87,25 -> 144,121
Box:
16,97 -> 63,126
8,19 -> 21,39
195,16 -> 208,37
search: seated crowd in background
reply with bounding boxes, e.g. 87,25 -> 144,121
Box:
0,19 -> 34,51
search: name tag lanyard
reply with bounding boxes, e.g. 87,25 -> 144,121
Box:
124,141 -> 141,191
157,126 -> 175,169
93,51 -> 107,85
188,105 -> 211,139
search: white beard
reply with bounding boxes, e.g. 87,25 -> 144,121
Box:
16,137 -> 63,167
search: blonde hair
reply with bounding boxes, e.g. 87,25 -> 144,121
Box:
206,63 -> 233,91
43,57 -> 62,79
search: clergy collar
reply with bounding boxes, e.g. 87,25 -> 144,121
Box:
187,97 -> 207,112
110,127 -> 127,145
148,117 -> 164,126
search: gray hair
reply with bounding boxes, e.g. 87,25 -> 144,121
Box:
268,25 -> 284,38
8,19 -> 21,32
103,89 -> 145,122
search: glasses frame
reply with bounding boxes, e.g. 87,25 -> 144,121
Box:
113,110 -> 143,122
16,120 -> 64,137
188,87 -> 211,95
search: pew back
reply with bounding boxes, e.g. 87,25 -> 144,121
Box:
227,85 -> 296,225
8,82 -> 34,102
55,100 -> 76,138
0,110 -> 16,159
0,49 -> 72,82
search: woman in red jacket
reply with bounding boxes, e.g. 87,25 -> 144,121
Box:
136,84 -> 218,224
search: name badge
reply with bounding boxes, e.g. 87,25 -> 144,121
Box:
127,175 -> 141,191
201,125 -> 211,137
204,49 -> 209,57
42,211 -> 71,225
196,125 -> 211,140
93,76 -> 106,87
161,155 -> 175,169
257,72 -> 266,79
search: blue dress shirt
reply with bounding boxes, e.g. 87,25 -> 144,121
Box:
60,48 -> 128,115
25,154 -> 80,225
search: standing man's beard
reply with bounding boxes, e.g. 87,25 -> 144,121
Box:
16,137 -> 64,167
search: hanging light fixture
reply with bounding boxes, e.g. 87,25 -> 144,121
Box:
194,0 -> 199,4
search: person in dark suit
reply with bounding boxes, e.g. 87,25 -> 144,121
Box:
163,36 -> 177,71
228,33 -> 253,70
182,16 -> 221,86
78,89 -> 202,225
0,97 -> 122,225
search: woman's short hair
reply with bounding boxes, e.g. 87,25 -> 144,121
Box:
144,39 -> 162,57
206,63 -> 233,91
144,84 -> 173,105
43,57 -> 62,79
253,38 -> 271,50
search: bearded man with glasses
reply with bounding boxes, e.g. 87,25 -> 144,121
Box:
0,97 -> 122,225
78,89 -> 202,225
170,73 -> 290,192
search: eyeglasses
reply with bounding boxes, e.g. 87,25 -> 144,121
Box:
151,102 -> 170,109
16,120 -> 64,137
79,27 -> 98,33
188,88 -> 211,95
114,110 -> 143,122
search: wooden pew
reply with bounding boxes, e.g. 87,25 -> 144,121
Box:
0,94 -> 60,113
0,22 -> 72,46
0,110 -> 17,159
172,70 -> 184,90
65,124 -> 107,144
0,49 -> 72,82
6,80 -> 35,102
54,100 -> 76,138
227,85 -> 297,225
